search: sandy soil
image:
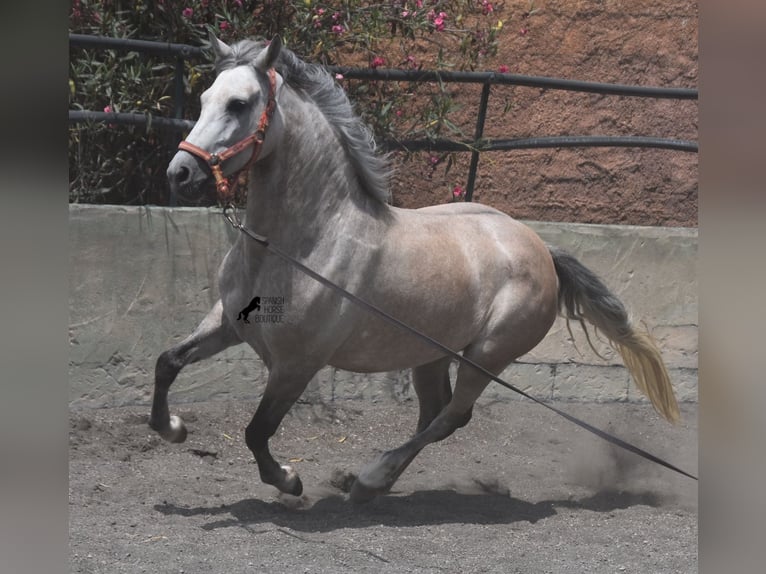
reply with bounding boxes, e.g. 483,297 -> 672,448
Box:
70,399 -> 697,573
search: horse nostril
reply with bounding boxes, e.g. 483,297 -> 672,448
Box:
175,166 -> 190,184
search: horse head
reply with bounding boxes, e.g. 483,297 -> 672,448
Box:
167,31 -> 285,202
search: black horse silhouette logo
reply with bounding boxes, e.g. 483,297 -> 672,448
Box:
237,296 -> 261,323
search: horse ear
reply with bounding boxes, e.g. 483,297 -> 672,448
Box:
207,27 -> 232,63
254,36 -> 282,71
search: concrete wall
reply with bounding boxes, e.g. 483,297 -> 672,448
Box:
69,205 -> 697,409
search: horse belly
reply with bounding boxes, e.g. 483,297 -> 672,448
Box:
327,293 -> 483,372
328,329 -> 458,373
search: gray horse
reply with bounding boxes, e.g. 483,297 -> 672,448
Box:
150,34 -> 679,503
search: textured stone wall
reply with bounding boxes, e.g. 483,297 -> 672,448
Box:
69,205 -> 696,409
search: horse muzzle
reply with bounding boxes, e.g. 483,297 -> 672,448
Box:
167,148 -> 215,201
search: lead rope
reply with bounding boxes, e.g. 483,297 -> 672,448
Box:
222,206 -> 697,481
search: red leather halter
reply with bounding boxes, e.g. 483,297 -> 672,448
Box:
178,67 -> 278,206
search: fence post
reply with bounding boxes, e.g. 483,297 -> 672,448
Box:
169,56 -> 186,206
465,80 -> 492,202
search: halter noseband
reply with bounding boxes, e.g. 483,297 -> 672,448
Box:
178,67 -> 278,206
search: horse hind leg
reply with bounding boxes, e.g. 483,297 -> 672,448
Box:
412,357 -> 474,434
350,346 -> 507,503
412,357 -> 452,433
149,299 -> 240,442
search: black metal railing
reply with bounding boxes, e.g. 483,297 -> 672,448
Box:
69,34 -> 698,203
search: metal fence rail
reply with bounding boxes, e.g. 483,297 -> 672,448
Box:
69,110 -> 196,131
69,34 -> 698,203
327,66 -> 698,99
390,135 -> 698,153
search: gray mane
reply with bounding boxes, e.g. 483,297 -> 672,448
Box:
215,39 -> 391,204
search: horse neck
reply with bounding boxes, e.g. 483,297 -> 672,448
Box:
244,93 -> 390,244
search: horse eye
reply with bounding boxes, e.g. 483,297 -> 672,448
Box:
227,99 -> 250,113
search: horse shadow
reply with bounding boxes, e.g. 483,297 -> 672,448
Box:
154,487 -> 665,534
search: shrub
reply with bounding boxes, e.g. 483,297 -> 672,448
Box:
69,1 -> 505,205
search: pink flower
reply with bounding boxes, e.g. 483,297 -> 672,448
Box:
396,109 -> 403,117
103,105 -> 116,127
335,73 -> 344,81
480,1 -> 494,15
429,155 -> 439,166
182,7 -> 193,18
429,11 -> 447,32
331,24 -> 345,34
219,21 -> 231,31
370,56 -> 385,69
232,0 -> 242,7
498,65 -> 509,73
452,185 -> 465,200
415,0 -> 423,8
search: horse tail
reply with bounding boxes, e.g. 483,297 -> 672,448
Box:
549,247 -> 680,423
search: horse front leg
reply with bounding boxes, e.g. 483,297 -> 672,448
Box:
149,299 -> 240,442
245,367 -> 316,496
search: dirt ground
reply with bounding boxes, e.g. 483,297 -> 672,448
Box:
70,398 -> 697,573
388,0 -> 698,227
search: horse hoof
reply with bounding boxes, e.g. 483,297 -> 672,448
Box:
349,478 -> 381,504
278,465 -> 303,497
350,453 -> 399,503
152,415 -> 188,443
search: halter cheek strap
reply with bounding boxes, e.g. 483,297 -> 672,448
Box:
178,67 -> 278,206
